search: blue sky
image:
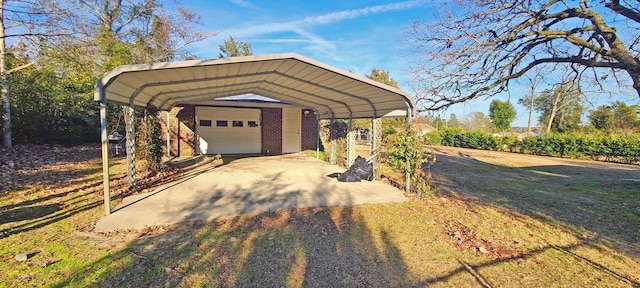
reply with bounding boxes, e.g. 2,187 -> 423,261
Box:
183,0 -> 639,127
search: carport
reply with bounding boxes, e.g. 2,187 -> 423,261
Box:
95,53 -> 415,215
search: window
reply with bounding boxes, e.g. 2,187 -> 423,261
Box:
232,121 -> 243,127
248,121 -> 259,127
216,120 -> 228,127
199,119 -> 212,127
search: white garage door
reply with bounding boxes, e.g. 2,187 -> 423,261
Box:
196,107 -> 261,154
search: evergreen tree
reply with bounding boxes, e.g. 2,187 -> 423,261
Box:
489,99 -> 516,132
218,36 -> 253,58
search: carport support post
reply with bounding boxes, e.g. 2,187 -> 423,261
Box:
347,118 -> 356,167
405,106 -> 413,192
316,114 -> 320,159
99,101 -> 111,215
329,118 -> 336,165
125,106 -> 136,187
166,110 -> 170,157
371,117 -> 381,177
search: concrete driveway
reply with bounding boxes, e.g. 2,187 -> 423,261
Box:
94,154 -> 407,232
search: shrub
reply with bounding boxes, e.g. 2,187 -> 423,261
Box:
385,128 -> 434,198
430,129 -> 639,165
440,127 -> 465,147
499,136 -> 518,152
423,130 -> 443,145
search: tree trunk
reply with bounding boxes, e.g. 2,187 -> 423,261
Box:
546,95 -> 560,134
630,69 -> 640,100
527,89 -> 535,136
0,0 -> 11,148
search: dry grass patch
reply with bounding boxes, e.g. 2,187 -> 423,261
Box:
1,144 -> 639,287
48,199 -> 640,287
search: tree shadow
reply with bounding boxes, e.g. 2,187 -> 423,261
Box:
50,159 -> 426,287
431,241 -> 639,287
431,147 -> 640,256
34,148 -> 640,287
0,150 -> 181,238
0,145 -> 102,194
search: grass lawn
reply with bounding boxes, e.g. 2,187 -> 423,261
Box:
1,144 -> 639,287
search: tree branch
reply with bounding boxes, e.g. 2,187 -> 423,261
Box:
6,62 -> 35,74
605,0 -> 640,24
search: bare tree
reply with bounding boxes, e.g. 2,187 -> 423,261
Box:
519,68 -> 548,136
37,0 -> 211,67
407,0 -> 640,112
461,112 -> 491,132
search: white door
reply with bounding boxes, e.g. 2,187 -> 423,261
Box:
282,108 -> 301,153
196,107 -> 261,154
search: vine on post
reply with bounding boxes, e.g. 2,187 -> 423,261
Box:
136,105 -> 163,174
385,128 -> 436,199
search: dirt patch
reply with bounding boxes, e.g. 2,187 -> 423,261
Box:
443,219 -> 522,260
432,145 -> 640,171
430,145 -> 640,257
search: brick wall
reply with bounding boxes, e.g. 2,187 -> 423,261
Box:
161,105 -> 196,157
301,109 -> 319,151
261,107 -> 282,155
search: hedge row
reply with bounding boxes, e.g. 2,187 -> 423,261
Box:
423,128 -> 640,164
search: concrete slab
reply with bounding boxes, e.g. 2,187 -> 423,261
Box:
95,155 -> 407,232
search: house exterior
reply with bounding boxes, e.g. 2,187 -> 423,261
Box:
161,100 -> 318,156
413,123 -> 435,137
492,131 -> 526,141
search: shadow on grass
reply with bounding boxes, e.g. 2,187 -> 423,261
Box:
433,241 -> 639,287
50,162 -> 424,287
0,176 -> 122,239
52,209 -> 427,287
50,208 -> 640,287
431,147 -> 640,256
0,145 -> 103,196
0,151 -> 267,239
0,152 -> 189,239
7,147 -> 636,286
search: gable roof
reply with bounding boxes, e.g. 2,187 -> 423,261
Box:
94,53 -> 415,119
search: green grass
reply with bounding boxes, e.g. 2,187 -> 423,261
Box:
1,145 -> 639,287
303,149 -> 326,161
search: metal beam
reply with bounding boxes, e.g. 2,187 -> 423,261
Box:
316,112 -> 320,159
99,98 -> 111,215
166,111 -> 170,157
405,103 -> 413,192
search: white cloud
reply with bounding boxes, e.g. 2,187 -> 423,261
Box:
230,0 -> 257,9
298,0 -> 428,26
215,0 -> 427,60
225,0 -> 428,38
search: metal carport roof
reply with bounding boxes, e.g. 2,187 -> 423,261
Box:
94,53 -> 415,119
95,53 -> 416,216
